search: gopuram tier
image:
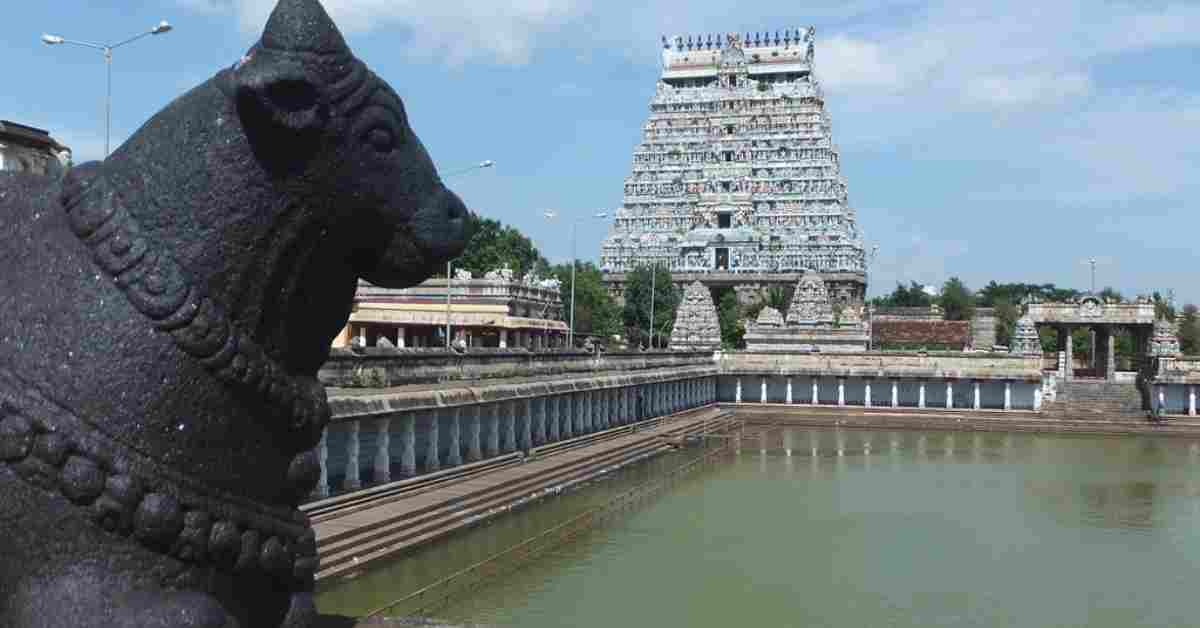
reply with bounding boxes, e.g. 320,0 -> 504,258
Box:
600,29 -> 867,306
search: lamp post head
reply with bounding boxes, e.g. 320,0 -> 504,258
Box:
42,34 -> 64,45
152,21 -> 173,35
595,212 -> 608,218
479,159 -> 494,168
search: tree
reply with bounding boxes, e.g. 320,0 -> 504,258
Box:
549,261 -> 619,343
977,281 -> 1080,307
1180,304 -> 1200,355
622,264 -> 680,348
451,213 -> 548,279
743,285 -> 791,322
1098,286 -> 1123,303
993,298 -> 1020,347
714,286 -> 745,349
1153,291 -> 1176,321
939,277 -> 975,321
871,281 -> 933,308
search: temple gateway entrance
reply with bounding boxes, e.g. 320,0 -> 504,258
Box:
1025,295 -> 1162,381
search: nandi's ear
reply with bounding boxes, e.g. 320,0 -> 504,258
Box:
234,56 -> 327,134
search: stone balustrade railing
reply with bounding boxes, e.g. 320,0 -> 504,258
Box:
719,350 -> 1044,381
311,369 -> 719,499
318,349 -> 715,388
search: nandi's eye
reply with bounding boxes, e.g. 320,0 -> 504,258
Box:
366,127 -> 396,153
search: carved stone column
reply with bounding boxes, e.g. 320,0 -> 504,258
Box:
974,381 -> 981,410
467,405 -> 482,462
1063,326 -> 1074,381
918,381 -> 926,409
1004,381 -> 1012,410
313,428 -> 329,499
575,391 -> 586,434
786,377 -> 793,404
1105,331 -> 1116,381
864,380 -> 872,408
520,398 -> 534,450
811,377 -> 819,405
891,380 -> 898,408
343,419 -> 361,491
735,377 -> 742,403
374,417 -> 392,484
446,407 -> 462,467
946,381 -> 953,409
400,413 -> 417,476
547,396 -> 560,442
1189,385 -> 1196,417
503,400 -> 517,453
486,404 -> 500,457
837,378 -> 845,407
533,397 -> 547,446
760,377 -> 768,404
424,412 -> 440,473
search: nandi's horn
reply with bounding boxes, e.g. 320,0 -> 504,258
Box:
261,0 -> 350,57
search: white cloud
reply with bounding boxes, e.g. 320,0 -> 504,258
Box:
183,0 -> 582,65
963,71 -> 1092,108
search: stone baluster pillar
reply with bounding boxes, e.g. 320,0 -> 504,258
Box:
918,381 -> 926,409
1157,385 -> 1166,413
534,397 -> 547,446
837,378 -> 845,407
343,419 -> 361,491
424,412 -> 440,473
1034,383 -> 1042,411
598,389 -> 609,430
400,413 -> 417,476
864,380 -> 872,408
811,377 -> 819,405
761,377 -> 768,404
313,428 -> 329,499
575,392 -> 586,434
735,378 -> 742,403
441,408 -> 458,465
499,329 -> 508,349
891,380 -> 899,408
559,395 -> 572,438
1004,381 -> 1012,410
503,400 -> 517,452
786,377 -> 793,404
467,405 -> 483,462
547,396 -> 561,442
374,417 -> 392,484
485,404 -> 500,457
1189,385 -> 1196,417
973,381 -> 981,410
520,399 -> 534,450
946,381 -> 953,409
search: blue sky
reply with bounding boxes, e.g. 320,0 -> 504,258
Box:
4,1 -> 1198,302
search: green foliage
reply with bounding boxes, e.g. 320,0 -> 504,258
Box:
1153,291 -> 1176,321
451,213 -> 548,279
743,285 -> 791,323
1098,286 -> 1123,303
715,287 -> 745,349
976,281 -> 1081,307
871,281 -> 933,308
939,277 -> 975,321
993,299 -> 1020,347
548,261 -> 619,342
622,264 -> 680,348
1180,304 -> 1200,355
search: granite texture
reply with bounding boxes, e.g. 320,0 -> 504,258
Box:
0,1 -> 465,626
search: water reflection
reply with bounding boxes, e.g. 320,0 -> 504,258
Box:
321,427 -> 1200,628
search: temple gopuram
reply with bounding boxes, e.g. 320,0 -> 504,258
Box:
600,29 -> 866,306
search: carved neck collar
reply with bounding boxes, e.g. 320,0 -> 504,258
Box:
58,165 -> 330,444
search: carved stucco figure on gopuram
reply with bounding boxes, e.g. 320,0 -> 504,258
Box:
0,1 -> 466,626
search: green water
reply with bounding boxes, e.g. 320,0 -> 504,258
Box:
319,428 -> 1200,627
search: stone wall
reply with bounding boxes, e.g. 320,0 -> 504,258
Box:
871,320 -> 970,350
319,348 -> 716,388
719,350 -> 1043,381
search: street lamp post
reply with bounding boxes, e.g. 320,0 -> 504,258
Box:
439,159 -> 494,351
649,262 -> 657,349
543,210 -> 608,348
42,20 -> 173,158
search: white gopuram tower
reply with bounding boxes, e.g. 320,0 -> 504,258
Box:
600,29 -> 867,306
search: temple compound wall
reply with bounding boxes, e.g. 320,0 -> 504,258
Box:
600,29 -> 866,306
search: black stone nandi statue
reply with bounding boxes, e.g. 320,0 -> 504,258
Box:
0,1 -> 466,626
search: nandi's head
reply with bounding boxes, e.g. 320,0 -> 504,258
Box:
101,0 -> 468,375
